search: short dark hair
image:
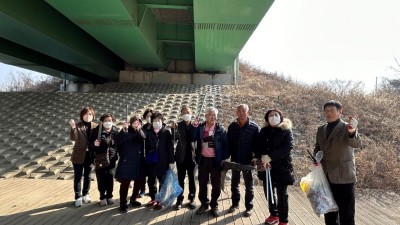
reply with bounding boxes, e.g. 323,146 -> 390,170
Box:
100,113 -> 115,122
151,111 -> 164,122
323,100 -> 343,110
143,108 -> 153,119
180,105 -> 191,114
79,107 -> 95,121
264,108 -> 284,123
129,115 -> 142,125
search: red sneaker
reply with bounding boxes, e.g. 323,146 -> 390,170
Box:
265,215 -> 279,224
153,203 -> 163,210
147,200 -> 158,207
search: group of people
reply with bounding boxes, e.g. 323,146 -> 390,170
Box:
69,100 -> 360,225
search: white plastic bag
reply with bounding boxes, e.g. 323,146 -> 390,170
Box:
300,151 -> 338,216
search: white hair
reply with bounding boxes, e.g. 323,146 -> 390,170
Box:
237,104 -> 249,112
205,107 -> 218,115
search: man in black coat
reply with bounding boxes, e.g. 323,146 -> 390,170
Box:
171,106 -> 197,210
227,104 -> 260,217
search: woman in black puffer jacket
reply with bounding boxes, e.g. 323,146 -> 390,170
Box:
114,115 -> 146,213
257,109 -> 294,225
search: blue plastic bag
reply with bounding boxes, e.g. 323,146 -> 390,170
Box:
155,169 -> 183,208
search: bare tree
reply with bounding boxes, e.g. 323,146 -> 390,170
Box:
0,71 -> 61,92
388,58 -> 400,90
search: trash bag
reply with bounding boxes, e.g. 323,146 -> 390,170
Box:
300,151 -> 338,216
155,169 -> 183,208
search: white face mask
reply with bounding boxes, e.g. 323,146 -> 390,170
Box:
153,121 -> 162,130
268,114 -> 281,126
103,121 -> 113,129
182,114 -> 192,122
83,114 -> 93,122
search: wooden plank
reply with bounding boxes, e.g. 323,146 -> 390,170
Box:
0,178 -> 399,225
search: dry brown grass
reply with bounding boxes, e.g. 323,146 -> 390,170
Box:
222,63 -> 400,192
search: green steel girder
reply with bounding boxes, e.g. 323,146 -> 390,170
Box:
193,0 -> 274,72
0,37 -> 102,82
0,0 -> 124,81
1,0 -> 275,81
47,0 -> 166,70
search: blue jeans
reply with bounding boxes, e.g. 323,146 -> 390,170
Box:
73,151 -> 92,200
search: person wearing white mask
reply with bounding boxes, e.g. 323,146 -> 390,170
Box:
69,107 -> 98,207
114,115 -> 146,213
257,108 -> 294,225
171,106 -> 197,210
144,111 -> 174,210
89,113 -> 118,207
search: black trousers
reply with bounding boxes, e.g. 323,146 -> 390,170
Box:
119,179 -> 145,206
198,157 -> 221,208
259,171 -> 289,222
73,151 -> 92,200
231,167 -> 254,210
95,167 -> 114,200
146,165 -> 164,200
176,160 -> 196,202
324,181 -> 355,225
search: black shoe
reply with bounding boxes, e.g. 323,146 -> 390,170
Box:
228,205 -> 238,213
174,201 -> 182,210
243,208 -> 253,217
210,207 -> 219,217
188,200 -> 196,209
119,205 -> 128,213
196,204 -> 209,215
130,200 -> 141,207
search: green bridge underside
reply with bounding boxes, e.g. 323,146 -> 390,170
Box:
0,0 -> 274,83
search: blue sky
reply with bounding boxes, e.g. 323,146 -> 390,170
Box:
1,0 -> 400,91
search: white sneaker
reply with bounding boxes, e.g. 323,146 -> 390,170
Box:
100,199 -> 108,206
107,198 -> 115,205
75,197 -> 82,207
83,194 -> 91,203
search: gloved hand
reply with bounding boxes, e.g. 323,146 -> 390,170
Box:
261,155 -> 272,169
94,139 -> 100,147
348,116 -> 358,134
169,163 -> 175,170
261,155 -> 271,164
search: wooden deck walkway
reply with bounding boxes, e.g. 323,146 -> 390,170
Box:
0,178 -> 399,225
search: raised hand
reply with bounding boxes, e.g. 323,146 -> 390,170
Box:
69,119 -> 76,129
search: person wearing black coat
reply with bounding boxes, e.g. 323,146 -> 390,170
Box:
171,106 -> 197,210
114,115 -> 146,213
227,104 -> 260,217
144,111 -> 174,210
89,113 -> 119,207
257,109 -> 294,225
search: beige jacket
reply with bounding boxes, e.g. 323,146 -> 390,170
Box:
314,119 -> 361,184
70,121 -> 98,164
